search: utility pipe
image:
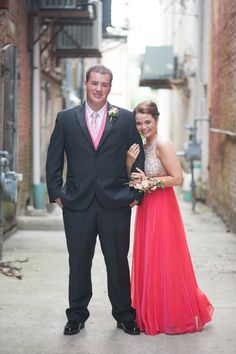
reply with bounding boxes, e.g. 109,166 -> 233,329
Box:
32,17 -> 45,209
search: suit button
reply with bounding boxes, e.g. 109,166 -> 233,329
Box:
93,174 -> 97,179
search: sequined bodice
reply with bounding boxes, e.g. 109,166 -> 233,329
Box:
144,136 -> 167,177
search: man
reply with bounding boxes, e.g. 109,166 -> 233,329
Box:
46,65 -> 144,336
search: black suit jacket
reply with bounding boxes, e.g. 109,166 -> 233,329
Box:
46,102 -> 145,211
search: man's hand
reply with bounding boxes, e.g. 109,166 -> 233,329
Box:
55,197 -> 63,208
129,200 -> 138,208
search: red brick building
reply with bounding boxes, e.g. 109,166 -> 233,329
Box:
0,0 -> 32,232
0,0 -> 64,233
208,0 -> 236,232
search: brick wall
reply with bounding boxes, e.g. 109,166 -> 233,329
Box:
0,8 -> 8,146
15,0 -> 32,213
208,0 -> 236,232
0,0 -> 32,222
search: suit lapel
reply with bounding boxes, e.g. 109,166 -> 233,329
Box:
75,103 -> 94,149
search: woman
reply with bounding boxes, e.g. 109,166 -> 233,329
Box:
127,100 -> 214,335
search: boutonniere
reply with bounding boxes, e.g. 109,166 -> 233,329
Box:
108,106 -> 119,122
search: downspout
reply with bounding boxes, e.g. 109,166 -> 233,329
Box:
32,17 -> 45,209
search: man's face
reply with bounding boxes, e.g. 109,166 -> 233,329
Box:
85,72 -> 112,110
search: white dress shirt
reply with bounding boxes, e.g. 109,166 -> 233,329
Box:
86,102 -> 107,131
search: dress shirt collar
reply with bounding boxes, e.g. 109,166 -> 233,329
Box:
85,101 -> 107,119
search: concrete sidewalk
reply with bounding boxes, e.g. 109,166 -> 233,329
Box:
0,200 -> 236,354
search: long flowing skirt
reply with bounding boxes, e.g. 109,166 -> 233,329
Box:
131,187 -> 214,335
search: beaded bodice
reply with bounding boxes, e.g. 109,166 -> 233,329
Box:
144,136 -> 167,177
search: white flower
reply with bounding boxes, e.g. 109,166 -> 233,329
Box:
135,183 -> 142,190
141,180 -> 149,188
108,106 -> 119,121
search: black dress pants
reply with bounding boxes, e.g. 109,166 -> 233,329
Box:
62,197 -> 136,323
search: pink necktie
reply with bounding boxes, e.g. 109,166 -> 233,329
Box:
90,111 -> 99,140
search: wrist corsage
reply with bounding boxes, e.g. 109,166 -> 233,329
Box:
128,176 -> 164,194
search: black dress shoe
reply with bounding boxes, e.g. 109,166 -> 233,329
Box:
117,319 -> 141,335
64,320 -> 85,335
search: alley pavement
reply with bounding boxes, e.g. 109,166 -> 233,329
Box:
0,198 -> 236,354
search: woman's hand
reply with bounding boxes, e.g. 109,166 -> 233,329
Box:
131,167 -> 146,180
126,144 -> 140,176
127,144 -> 140,165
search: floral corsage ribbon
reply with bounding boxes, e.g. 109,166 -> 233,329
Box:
128,176 -> 164,194
108,106 -> 119,122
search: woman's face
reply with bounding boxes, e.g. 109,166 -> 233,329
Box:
135,113 -> 157,140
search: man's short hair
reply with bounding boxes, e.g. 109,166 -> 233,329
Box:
86,65 -> 113,84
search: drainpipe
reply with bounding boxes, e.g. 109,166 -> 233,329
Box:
32,17 -> 45,209
0,154 -> 8,261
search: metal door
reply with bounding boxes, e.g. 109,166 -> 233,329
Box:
3,44 -> 17,170
2,44 -> 18,232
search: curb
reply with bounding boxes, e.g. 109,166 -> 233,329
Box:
17,215 -> 64,231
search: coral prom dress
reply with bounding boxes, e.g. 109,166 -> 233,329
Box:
131,136 -> 214,335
